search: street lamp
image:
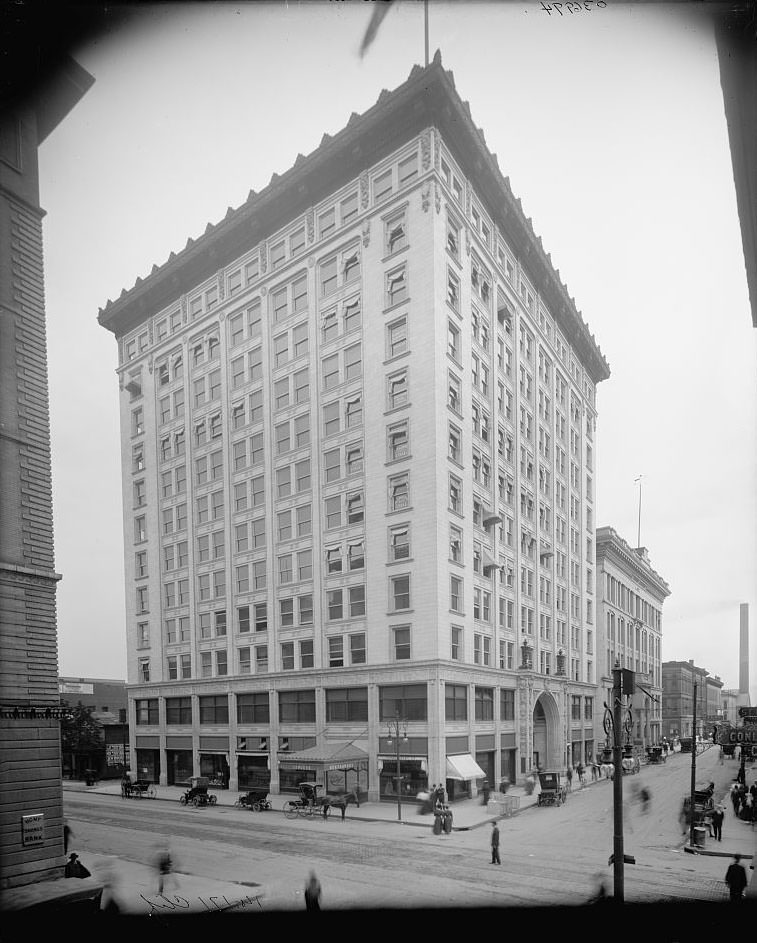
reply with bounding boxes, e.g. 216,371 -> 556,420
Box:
386,710 -> 408,822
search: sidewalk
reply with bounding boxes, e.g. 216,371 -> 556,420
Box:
63,772 -> 615,830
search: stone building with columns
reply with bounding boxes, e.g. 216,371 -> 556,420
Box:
100,55 -> 609,801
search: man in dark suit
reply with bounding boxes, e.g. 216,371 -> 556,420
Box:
490,821 -> 500,864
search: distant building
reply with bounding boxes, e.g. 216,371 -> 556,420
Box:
98,55 -> 610,799
596,528 -> 670,752
58,677 -> 129,780
0,55 -> 93,888
721,688 -> 740,725
662,660 -> 721,739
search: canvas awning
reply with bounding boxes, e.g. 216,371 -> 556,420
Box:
278,741 -> 368,772
446,753 -> 486,781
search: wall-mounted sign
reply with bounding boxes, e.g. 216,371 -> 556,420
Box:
22,813 -> 44,846
106,744 -> 125,766
59,682 -> 94,695
738,706 -> 757,719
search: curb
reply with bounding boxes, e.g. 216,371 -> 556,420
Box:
684,844 -> 754,860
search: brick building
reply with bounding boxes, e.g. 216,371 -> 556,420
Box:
0,59 -> 93,887
662,660 -> 721,740
99,55 -> 609,801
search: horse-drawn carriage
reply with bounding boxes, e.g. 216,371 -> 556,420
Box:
179,775 -> 218,808
537,771 -> 568,807
646,745 -> 666,764
123,770 -> 157,798
283,781 -> 332,818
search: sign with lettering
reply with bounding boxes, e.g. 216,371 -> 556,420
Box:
719,728 -> 757,745
738,707 -> 757,719
59,682 -> 94,695
22,813 -> 44,846
106,744 -> 125,766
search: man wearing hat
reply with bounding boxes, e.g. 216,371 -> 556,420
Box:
711,804 -> 724,841
64,853 -> 91,879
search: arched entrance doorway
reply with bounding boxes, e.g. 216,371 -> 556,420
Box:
532,692 -> 561,770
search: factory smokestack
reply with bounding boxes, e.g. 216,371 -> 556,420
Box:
739,603 -> 749,696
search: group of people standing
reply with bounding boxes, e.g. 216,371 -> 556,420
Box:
730,779 -> 757,822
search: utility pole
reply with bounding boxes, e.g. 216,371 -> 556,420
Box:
634,475 -> 643,547
688,680 -> 698,846
612,665 -> 625,901
604,663 -> 635,901
424,0 -> 429,66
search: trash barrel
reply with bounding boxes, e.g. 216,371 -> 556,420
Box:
692,826 -> 706,848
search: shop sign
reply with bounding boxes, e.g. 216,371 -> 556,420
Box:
59,681 -> 94,695
720,728 -> 757,745
106,744 -> 125,766
22,814 -> 44,846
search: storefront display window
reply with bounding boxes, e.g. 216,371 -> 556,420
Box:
379,759 -> 426,799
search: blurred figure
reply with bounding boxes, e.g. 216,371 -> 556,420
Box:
639,786 -> 651,814
155,843 -> 176,895
63,820 -> 72,855
590,872 -> 610,904
304,870 -> 322,911
99,859 -> 122,914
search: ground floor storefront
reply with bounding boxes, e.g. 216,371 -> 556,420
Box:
128,666 -> 600,801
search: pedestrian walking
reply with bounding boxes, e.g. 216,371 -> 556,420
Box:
352,785 -> 360,808
639,786 -> 651,814
481,780 -> 491,806
304,870 -> 322,911
490,821 -> 501,864
120,772 -> 129,798
576,761 -> 585,786
566,766 -> 573,792
724,854 -> 748,902
711,805 -> 724,841
63,821 -> 72,855
155,845 -> 176,895
591,761 -> 599,783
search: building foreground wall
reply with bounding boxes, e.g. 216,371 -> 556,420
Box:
0,59 -> 93,888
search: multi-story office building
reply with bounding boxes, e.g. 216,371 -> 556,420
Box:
596,528 -> 669,751
99,56 -> 609,801
662,660 -> 715,740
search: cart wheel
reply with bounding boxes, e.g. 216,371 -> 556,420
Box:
283,801 -> 298,819
252,801 -> 261,812
180,794 -> 187,805
209,795 -> 217,806
147,785 -> 157,799
192,797 -> 200,807
233,799 -> 242,808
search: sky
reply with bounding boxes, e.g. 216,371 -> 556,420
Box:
38,1 -> 756,700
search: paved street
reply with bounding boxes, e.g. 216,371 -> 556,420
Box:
61,745 -> 754,912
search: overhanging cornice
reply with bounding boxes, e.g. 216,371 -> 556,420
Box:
98,53 -> 610,383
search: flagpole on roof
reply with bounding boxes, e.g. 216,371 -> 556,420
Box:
425,0 -> 429,66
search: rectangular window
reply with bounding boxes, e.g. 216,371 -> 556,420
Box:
326,686 -> 369,722
445,683 -> 468,721
329,636 -> 344,667
391,574 -> 410,611
393,626 -> 411,661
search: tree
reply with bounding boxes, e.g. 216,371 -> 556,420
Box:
60,700 -> 103,756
